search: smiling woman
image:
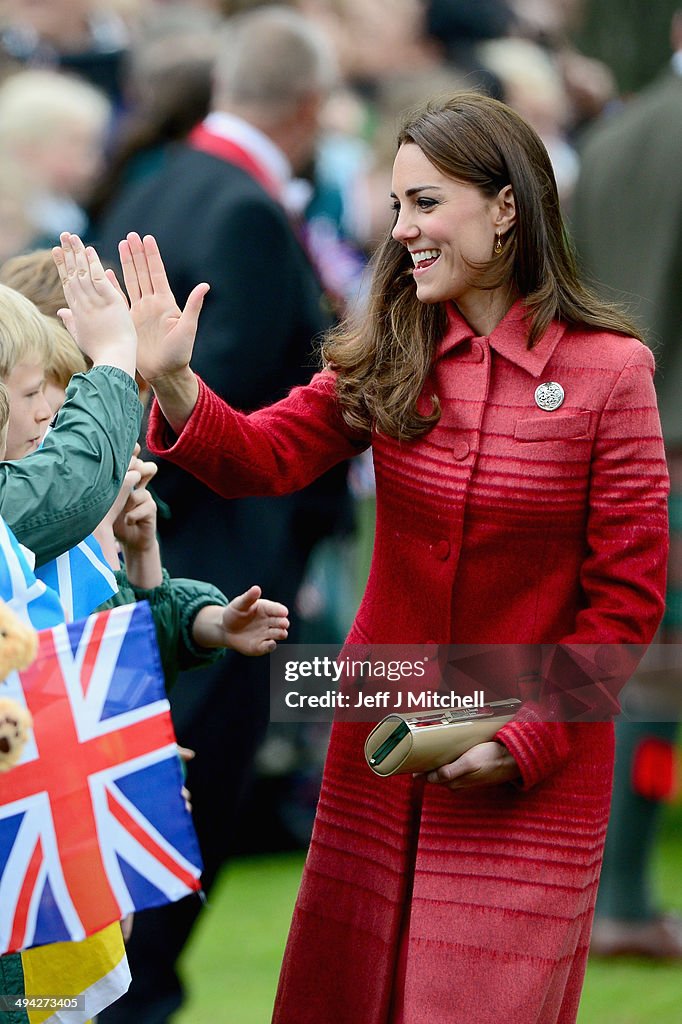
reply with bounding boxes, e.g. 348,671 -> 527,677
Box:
111,91 -> 669,1024
390,145 -> 515,325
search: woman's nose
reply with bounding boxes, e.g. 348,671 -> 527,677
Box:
392,209 -> 419,244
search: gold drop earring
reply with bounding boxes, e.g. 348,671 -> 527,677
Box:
494,231 -> 503,255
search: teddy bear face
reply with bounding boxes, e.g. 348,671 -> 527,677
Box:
0,696 -> 32,771
0,599 -> 38,681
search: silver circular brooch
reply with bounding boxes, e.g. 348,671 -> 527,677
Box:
534,381 -> 565,411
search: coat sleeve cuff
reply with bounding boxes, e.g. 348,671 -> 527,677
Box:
147,375 -> 212,457
495,702 -> 571,790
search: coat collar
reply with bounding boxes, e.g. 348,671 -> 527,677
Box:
436,300 -> 567,378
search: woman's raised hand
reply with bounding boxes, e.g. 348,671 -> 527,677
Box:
52,232 -> 137,380
117,232 -> 209,433
118,232 -> 209,387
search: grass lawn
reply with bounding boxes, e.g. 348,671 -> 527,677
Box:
173,804 -> 682,1024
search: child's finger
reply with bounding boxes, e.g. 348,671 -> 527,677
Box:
105,267 -> 130,305
69,235 -> 99,294
122,468 -> 142,491
260,600 -> 289,618
137,459 -> 158,488
85,244 -> 108,286
125,497 -> 156,525
57,232 -> 78,282
56,308 -> 76,338
119,239 -> 141,304
231,585 -> 262,612
52,245 -> 68,288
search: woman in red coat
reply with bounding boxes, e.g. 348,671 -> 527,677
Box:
112,93 -> 667,1023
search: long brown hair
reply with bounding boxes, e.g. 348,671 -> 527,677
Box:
323,92 -> 643,440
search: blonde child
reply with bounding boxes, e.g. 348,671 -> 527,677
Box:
0,284 -> 54,459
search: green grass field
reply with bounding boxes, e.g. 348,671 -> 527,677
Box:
173,803 -> 682,1024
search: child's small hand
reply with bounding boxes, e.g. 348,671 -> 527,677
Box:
118,232 -> 209,386
114,455 -> 163,588
192,586 -> 289,655
112,476 -> 158,555
102,446 -> 155,536
52,232 -> 137,379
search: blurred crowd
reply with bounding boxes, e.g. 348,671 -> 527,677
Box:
0,0 -> 620,269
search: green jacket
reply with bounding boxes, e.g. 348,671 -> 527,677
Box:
0,367 -> 141,565
101,567 -> 229,689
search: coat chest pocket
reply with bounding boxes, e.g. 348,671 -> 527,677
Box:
514,411 -> 592,442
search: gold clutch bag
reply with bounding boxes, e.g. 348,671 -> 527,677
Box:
364,698 -> 521,777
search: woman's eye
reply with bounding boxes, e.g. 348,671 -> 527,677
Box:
417,198 -> 437,210
390,200 -> 400,212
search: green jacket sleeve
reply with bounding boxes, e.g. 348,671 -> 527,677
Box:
100,567 -> 229,690
0,367 -> 141,567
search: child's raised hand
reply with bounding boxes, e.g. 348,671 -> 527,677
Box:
192,586 -> 289,655
118,232 -> 209,386
112,465 -> 159,555
52,232 -> 137,379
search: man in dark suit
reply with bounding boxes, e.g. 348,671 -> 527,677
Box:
571,10 -> 682,961
94,8 -> 349,1020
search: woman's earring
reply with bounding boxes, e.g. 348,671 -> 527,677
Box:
494,232 -> 503,255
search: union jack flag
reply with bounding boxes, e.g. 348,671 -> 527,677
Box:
0,601 -> 203,955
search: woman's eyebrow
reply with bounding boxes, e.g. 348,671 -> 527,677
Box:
390,185 -> 444,198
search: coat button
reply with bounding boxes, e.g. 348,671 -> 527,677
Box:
434,540 -> 450,560
470,341 -> 484,362
452,439 -> 470,460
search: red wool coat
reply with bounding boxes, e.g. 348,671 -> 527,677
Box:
148,302 -> 669,1024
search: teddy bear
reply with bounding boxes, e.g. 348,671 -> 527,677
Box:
0,599 -> 38,772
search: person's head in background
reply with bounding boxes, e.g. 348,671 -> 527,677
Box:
0,283 -> 54,459
212,4 -> 338,174
298,0 -> 439,91
0,68 -> 111,238
0,0 -> 133,105
87,2 -> 220,224
355,67 -> 468,253
0,381 -> 10,460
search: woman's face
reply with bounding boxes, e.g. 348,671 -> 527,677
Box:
391,143 -> 506,313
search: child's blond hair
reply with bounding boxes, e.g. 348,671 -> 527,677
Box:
46,320 -> 88,390
0,283 -> 54,381
0,380 -> 10,458
0,251 -> 89,386
0,249 -> 66,319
